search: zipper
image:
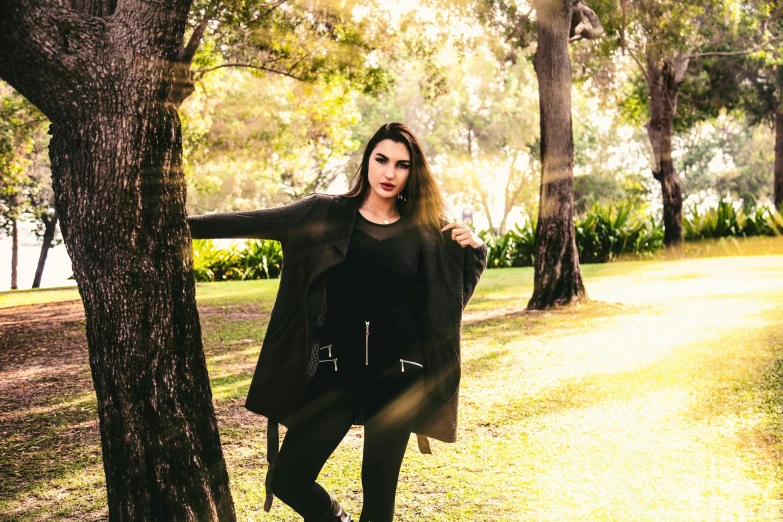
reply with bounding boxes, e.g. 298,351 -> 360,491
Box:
319,358 -> 338,371
365,321 -> 370,365
400,359 -> 423,372
319,344 -> 332,358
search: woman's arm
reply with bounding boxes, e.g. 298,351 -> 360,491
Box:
441,220 -> 488,309
187,193 -> 318,241
462,241 -> 488,309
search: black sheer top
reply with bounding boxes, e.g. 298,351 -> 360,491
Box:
324,210 -> 422,322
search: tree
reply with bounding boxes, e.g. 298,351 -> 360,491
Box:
611,0 -> 780,246
172,0 -> 391,108
28,159 -> 61,289
466,0 -> 602,307
0,1 -> 235,519
697,0 -> 783,208
527,0 -> 604,308
0,83 -> 42,290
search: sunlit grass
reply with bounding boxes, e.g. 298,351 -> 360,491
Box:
3,254 -> 783,520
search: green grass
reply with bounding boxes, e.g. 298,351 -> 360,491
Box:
3,255 -> 783,520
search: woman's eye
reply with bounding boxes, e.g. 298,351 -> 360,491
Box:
376,157 -> 387,164
397,163 -> 410,169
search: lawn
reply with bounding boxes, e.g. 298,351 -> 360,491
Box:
2,254 -> 783,521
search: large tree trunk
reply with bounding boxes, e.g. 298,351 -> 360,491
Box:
646,55 -> 684,247
11,217 -> 18,290
0,2 -> 236,520
32,212 -> 57,288
528,0 -> 587,310
775,105 -> 783,209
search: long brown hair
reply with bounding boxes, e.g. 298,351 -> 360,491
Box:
343,122 -> 450,232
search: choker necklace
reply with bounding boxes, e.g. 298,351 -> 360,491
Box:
363,200 -> 398,224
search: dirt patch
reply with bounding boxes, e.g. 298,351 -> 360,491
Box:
0,299 -> 269,518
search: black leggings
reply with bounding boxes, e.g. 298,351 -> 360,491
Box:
271,355 -> 424,522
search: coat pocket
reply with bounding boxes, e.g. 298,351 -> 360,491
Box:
266,306 -> 303,344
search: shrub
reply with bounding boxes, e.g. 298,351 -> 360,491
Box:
683,201 -> 783,239
576,202 -> 663,263
479,220 -> 536,268
192,239 -> 283,282
482,203 -> 663,267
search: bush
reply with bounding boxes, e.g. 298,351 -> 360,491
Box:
683,201 -> 783,240
479,220 -> 536,268
575,202 -> 663,263
192,239 -> 283,282
482,203 -> 663,267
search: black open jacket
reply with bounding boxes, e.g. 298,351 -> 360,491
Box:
188,193 -> 488,510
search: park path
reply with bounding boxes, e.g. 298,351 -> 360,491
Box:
449,256 -> 783,521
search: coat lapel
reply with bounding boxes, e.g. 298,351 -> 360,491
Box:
324,195 -> 362,258
306,195 -> 361,292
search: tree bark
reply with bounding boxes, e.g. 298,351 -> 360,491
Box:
528,0 -> 587,310
0,1 -> 236,520
32,212 -> 57,288
646,54 -> 684,248
775,104 -> 783,209
11,217 -> 18,290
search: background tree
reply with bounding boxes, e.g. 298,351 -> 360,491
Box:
697,0 -> 783,208
0,84 -> 43,290
606,0 -> 780,246
527,0 -> 604,308
0,0 -> 236,519
172,0 -> 391,108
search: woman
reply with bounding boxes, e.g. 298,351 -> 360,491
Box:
188,122 -> 487,522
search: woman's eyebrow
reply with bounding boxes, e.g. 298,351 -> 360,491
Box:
375,152 -> 410,164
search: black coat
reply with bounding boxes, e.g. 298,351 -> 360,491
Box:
188,193 -> 487,495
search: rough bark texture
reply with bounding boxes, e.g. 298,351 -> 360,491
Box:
0,1 -> 236,520
32,212 -> 57,288
646,53 -> 686,247
775,106 -> 783,209
528,0 -> 587,310
11,217 -> 18,290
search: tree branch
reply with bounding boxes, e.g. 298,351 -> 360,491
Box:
195,63 -> 307,82
691,33 -> 783,59
0,0 -> 104,119
629,48 -> 650,84
569,1 -> 604,42
114,0 -> 193,56
179,14 -> 210,64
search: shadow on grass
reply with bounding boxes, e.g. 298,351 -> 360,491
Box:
462,300 -> 648,346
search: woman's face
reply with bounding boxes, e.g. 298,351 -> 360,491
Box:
366,139 -> 411,203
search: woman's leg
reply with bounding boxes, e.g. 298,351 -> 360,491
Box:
358,361 -> 423,522
359,412 -> 412,522
271,384 -> 356,521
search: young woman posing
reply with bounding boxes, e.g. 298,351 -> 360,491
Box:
188,122 -> 488,521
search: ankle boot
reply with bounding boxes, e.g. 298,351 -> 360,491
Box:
319,496 -> 353,522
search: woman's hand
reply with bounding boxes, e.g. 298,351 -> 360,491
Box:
441,219 -> 485,249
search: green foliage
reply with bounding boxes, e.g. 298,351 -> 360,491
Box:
0,81 -> 50,239
482,203 -> 664,267
192,239 -> 283,282
683,201 -> 783,240
575,203 -> 664,263
479,220 -> 536,268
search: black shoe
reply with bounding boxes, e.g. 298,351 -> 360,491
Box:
319,496 -> 353,522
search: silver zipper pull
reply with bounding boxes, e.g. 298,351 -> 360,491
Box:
365,320 -> 370,365
333,359 -> 338,371
328,345 -> 332,357
400,359 -> 405,372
